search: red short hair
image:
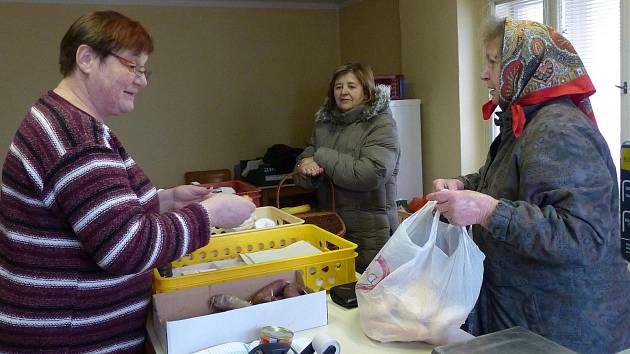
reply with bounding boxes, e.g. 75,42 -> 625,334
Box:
59,10 -> 154,77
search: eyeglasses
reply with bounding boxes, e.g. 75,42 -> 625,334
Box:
109,53 -> 151,80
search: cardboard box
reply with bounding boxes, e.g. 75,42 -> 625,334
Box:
152,271 -> 327,354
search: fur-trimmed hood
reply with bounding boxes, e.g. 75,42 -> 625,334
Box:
314,84 -> 391,124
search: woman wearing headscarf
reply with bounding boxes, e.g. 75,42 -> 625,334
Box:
0,11 -> 254,352
429,17 -> 630,353
293,63 -> 400,273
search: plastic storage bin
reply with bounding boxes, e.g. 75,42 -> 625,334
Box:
202,180 -> 262,206
375,74 -> 405,99
152,224 -> 358,293
211,206 -> 304,237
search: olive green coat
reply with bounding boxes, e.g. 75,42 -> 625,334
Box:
294,85 -> 400,272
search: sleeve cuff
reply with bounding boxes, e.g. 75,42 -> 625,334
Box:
486,199 -> 513,241
186,203 -> 212,245
314,147 -> 332,169
298,147 -> 315,161
457,176 -> 474,191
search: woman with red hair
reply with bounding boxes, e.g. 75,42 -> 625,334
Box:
0,11 -> 254,352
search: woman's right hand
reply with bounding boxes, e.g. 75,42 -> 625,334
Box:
200,193 -> 256,229
297,157 -> 324,177
432,178 -> 464,192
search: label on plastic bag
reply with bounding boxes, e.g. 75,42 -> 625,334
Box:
356,255 -> 391,291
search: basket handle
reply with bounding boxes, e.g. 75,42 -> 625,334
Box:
276,171 -> 336,211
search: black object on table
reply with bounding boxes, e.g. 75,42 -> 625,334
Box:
247,342 -> 297,354
330,281 -> 358,309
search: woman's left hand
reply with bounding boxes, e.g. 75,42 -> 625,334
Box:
298,157 -> 324,177
427,189 -> 498,227
159,185 -> 212,212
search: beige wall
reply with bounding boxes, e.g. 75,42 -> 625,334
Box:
341,0 -> 486,193
457,0 -> 492,175
0,3 -> 339,187
400,0 -> 462,191
0,1 -> 492,193
398,0 -> 491,191
339,0 -> 401,75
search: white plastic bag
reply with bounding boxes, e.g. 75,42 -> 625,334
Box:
356,201 -> 484,345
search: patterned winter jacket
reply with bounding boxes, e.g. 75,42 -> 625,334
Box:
294,85 -> 400,273
461,96 -> 630,353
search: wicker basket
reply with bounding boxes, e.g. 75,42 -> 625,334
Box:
276,172 -> 346,237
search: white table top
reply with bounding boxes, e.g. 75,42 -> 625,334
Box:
147,294 -> 438,354
295,295 -> 436,354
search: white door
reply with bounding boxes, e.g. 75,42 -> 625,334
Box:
390,99 -> 423,201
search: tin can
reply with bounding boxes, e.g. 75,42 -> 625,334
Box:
259,325 -> 293,345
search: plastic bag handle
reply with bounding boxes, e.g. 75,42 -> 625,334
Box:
459,225 -> 479,256
427,202 -> 441,246
427,201 -> 476,252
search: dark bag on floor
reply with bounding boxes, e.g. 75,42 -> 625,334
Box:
263,144 -> 304,174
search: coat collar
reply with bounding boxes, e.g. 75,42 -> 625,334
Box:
314,84 -> 391,124
494,96 -> 573,135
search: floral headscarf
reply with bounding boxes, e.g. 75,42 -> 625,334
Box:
482,18 -> 597,138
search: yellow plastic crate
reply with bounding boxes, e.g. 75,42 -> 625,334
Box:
211,206 -> 304,237
152,224 -> 358,293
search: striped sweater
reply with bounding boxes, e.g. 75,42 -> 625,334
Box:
0,91 -> 211,353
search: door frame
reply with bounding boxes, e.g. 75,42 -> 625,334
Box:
622,0 -> 630,142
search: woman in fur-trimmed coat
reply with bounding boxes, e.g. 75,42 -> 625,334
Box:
294,63 -> 400,273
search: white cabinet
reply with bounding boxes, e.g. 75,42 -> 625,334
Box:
390,99 -> 422,201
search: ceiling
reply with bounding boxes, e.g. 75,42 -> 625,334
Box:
0,0 -> 360,9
